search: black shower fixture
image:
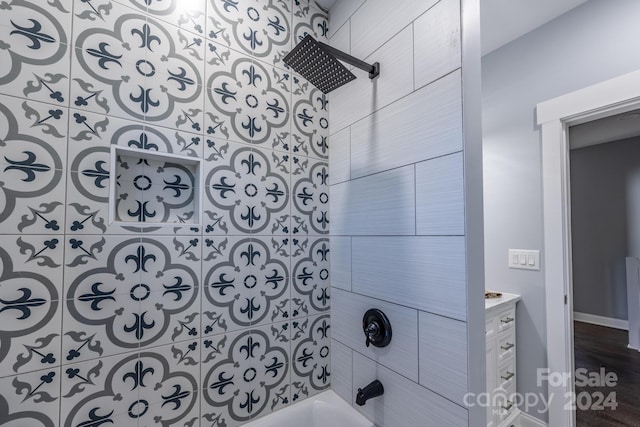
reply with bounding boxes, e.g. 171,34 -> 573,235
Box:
362,308 -> 392,348
283,34 -> 380,94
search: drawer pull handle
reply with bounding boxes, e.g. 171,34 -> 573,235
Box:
501,371 -> 514,381
501,401 -> 514,411
500,317 -> 514,324
500,343 -> 514,351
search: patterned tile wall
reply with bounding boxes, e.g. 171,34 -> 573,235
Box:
0,1 -> 330,426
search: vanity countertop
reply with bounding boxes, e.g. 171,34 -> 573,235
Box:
485,292 -> 521,312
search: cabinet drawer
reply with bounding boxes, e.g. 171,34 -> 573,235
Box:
498,359 -> 516,389
497,308 -> 516,333
498,396 -> 517,424
497,330 -> 516,363
496,378 -> 517,423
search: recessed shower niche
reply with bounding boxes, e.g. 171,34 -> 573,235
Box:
109,146 -> 202,226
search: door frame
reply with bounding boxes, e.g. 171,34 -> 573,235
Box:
537,69 -> 640,427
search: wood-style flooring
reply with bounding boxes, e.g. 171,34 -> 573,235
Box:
574,321 -> 640,426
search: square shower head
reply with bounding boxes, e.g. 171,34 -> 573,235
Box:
284,34 -> 356,94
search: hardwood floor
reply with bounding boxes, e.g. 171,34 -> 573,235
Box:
574,321 -> 640,426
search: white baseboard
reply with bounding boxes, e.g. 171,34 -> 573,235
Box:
517,411 -> 548,427
573,312 -> 628,330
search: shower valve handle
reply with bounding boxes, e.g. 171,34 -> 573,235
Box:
364,321 -> 380,347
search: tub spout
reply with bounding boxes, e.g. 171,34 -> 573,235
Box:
355,380 -> 384,406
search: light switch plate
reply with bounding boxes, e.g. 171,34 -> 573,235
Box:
508,249 -> 540,270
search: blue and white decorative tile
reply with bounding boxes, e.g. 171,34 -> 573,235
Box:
62,236 -> 142,361
61,303 -> 140,362
290,314 -> 330,402
137,235 -> 201,349
292,81 -> 329,159
203,56 -> 252,146
135,0 -> 207,38
207,0 -> 291,67
63,236 -> 203,361
69,58 -> 147,122
291,1 -> 328,49
204,142 -> 290,235
201,236 -> 243,335
70,1 -> 147,118
291,158 -> 328,235
60,350 -> 139,423
142,123 -> 205,158
113,156 -> 199,226
0,0 -> 72,106
202,141 -> 253,235
61,350 -> 199,426
137,347 -> 200,406
66,113 -> 203,235
142,16 -> 205,132
204,30 -> 247,74
251,145 -> 291,236
201,322 -> 290,426
0,238 -> 62,377
72,0 -> 202,127
205,56 -> 291,148
202,237 -> 289,334
0,367 -> 61,426
69,117 -> 204,159
253,57 -> 292,152
138,350 -> 200,427
66,113 -> 133,234
145,393 -> 200,427
0,96 -> 66,234
250,236 -> 291,327
205,52 -> 253,145
249,322 -> 292,420
291,237 -> 329,318
205,0 -> 245,51
142,342 -> 201,397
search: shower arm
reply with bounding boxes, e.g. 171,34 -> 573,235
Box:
316,41 -> 380,80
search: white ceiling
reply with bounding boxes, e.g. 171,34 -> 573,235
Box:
479,0 -> 589,55
320,0 -> 589,56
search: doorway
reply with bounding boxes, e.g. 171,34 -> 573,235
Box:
568,131 -> 640,425
537,69 -> 640,427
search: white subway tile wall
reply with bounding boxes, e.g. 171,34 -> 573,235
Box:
415,151 -> 465,235
329,0 -> 474,425
331,165 -> 416,235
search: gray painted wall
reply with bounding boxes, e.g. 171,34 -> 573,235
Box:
482,0 -> 640,421
570,138 -> 640,321
329,0 -> 485,425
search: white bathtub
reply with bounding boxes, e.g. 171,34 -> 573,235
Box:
244,390 -> 375,427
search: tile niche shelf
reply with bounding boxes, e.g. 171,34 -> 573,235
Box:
109,145 -> 203,227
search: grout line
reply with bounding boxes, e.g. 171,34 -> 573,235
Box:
333,336 -> 468,410
412,22 -> 416,92
347,125 -> 352,183
332,287 -> 467,325
327,234 -> 466,238
414,163 -> 418,236
328,66 -> 462,137
416,309 -> 420,382
349,235 -> 353,292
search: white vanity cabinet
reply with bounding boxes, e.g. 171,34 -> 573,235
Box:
485,293 -> 520,427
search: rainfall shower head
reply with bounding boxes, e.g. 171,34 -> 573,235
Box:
284,34 -> 380,94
